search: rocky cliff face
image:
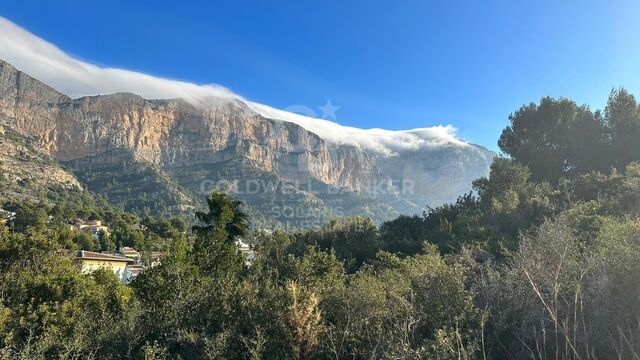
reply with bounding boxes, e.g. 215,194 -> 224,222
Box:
0,59 -> 494,225
0,119 -> 81,203
0,59 -> 375,186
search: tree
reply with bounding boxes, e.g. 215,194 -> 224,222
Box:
570,162 -> 640,217
75,231 -> 98,251
306,217 -> 379,273
499,97 -> 610,183
4,202 -> 48,232
604,87 -> 640,169
132,250 -> 218,359
110,223 -> 145,249
319,245 -> 481,359
192,192 -> 249,242
379,215 -> 427,255
480,215 -> 640,359
473,158 -> 555,241
192,192 -> 248,277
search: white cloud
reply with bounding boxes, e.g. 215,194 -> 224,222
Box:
0,17 -> 236,102
0,16 -> 467,155
247,102 -> 466,154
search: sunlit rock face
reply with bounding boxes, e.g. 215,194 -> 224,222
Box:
0,59 -> 494,223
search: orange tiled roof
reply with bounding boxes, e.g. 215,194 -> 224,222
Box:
120,247 -> 140,254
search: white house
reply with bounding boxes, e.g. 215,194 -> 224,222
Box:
73,250 -> 134,283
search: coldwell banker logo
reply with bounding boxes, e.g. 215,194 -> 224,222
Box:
283,100 -> 339,176
198,99 -> 342,195
283,100 -> 340,121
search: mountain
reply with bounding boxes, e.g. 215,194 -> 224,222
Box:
0,116 -> 83,203
0,58 -> 493,227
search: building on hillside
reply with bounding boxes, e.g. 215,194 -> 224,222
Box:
131,223 -> 147,231
68,219 -> 109,240
73,250 -> 134,283
236,239 -> 256,265
150,252 -> 166,267
124,264 -> 146,282
0,209 -> 16,225
119,247 -> 141,262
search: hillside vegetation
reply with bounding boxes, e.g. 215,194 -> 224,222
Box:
2,89 -> 640,359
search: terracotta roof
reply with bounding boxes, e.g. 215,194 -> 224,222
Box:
75,250 -> 134,263
120,247 -> 140,255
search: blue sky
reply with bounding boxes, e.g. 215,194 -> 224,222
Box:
1,0 -> 639,151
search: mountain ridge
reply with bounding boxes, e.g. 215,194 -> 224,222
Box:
0,57 -> 494,226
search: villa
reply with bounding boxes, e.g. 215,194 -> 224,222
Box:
68,219 -> 109,239
73,250 -> 135,283
120,246 -> 141,261
236,239 -> 256,265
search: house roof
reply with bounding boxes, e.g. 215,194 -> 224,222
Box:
75,250 -> 134,263
127,265 -> 147,274
120,247 -> 140,255
127,264 -> 146,272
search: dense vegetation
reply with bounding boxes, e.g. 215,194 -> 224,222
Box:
2,89 -> 640,359
65,150 -> 195,217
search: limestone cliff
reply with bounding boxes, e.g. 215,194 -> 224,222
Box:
0,59 -> 494,225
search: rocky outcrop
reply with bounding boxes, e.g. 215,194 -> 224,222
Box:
0,58 -> 494,222
0,120 -> 81,203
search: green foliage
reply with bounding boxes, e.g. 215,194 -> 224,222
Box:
5,89 -> 640,358
193,191 -> 249,241
0,225 -> 137,358
192,192 -> 248,277
320,245 -> 481,359
74,231 -> 98,251
499,96 -> 610,183
605,88 -> 640,169
305,217 -> 379,272
132,250 -> 220,358
499,88 -> 640,185
3,202 -> 48,232
570,162 -> 640,216
474,157 -> 556,239
98,230 -> 116,252
66,151 -> 193,217
379,214 -> 427,255
479,216 -> 640,359
110,223 -> 145,249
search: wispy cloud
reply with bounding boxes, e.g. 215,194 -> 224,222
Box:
0,17 -> 236,102
0,16 -> 467,154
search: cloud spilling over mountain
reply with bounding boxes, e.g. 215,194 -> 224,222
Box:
247,103 -> 466,154
0,16 -> 467,155
0,17 -> 235,102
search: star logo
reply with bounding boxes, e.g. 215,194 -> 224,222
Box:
318,100 -> 340,120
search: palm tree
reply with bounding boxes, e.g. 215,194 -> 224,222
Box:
192,192 -> 248,242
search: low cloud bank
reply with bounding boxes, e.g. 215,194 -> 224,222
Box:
248,102 -> 466,154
